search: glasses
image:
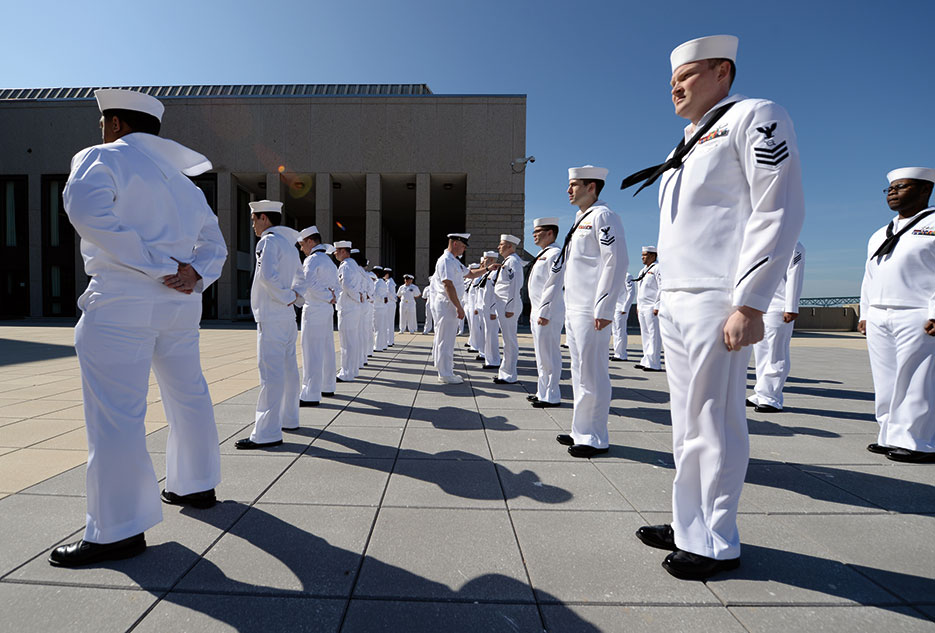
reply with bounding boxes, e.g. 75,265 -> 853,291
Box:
884,183 -> 914,194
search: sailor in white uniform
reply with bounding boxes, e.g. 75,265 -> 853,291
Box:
551,166 -> 627,457
334,241 -> 364,381
236,200 -> 302,450
611,272 -> 634,361
623,35 -> 805,580
294,227 -> 338,407
528,217 -> 565,407
481,251 -> 502,369
350,250 -> 371,369
431,233 -> 491,383
859,167 -> 935,463
493,235 -> 524,384
372,266 -> 389,351
397,274 -> 421,333
465,263 -> 483,352
748,242 -> 805,412
51,89 -> 226,567
422,276 -> 435,333
635,246 -> 663,371
384,268 -> 397,345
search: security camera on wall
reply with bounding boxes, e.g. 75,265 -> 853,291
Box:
510,156 -> 535,173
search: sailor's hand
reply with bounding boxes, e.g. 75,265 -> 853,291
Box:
783,312 -> 798,323
924,319 -> 935,336
723,306 -> 764,351
858,320 -> 867,335
162,262 -> 200,294
456,306 -> 465,320
505,312 -> 514,318
594,318 -> 611,331
490,314 -> 497,321
538,317 -> 549,326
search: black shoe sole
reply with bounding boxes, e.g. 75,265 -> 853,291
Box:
532,401 -> 560,408
635,526 -> 677,551
662,554 -> 740,581
556,434 -> 574,446
161,489 -> 216,509
567,445 -> 609,458
235,439 -> 284,450
48,538 -> 146,567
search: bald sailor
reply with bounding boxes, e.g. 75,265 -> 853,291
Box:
422,275 -> 435,334
236,201 -> 302,450
552,165 -> 628,457
859,167 -> 935,463
611,272 -> 634,361
748,242 -> 805,413
431,233 -> 491,383
398,274 -> 421,333
493,234 -> 524,384
334,241 -> 364,382
295,227 -> 338,407
50,89 -> 226,567
622,35 -> 804,579
528,217 -> 565,407
635,246 -> 663,371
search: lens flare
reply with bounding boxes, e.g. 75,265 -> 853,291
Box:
335,221 -> 346,231
277,165 -> 285,173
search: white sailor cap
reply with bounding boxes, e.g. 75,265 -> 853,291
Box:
469,263 -> 481,269
670,35 -> 739,73
533,217 -> 560,228
334,240 -> 352,249
95,88 -> 165,122
249,200 -> 283,216
403,274 -> 414,279
350,248 -> 360,254
483,250 -> 498,258
447,232 -> 470,244
887,167 -> 935,184
500,234 -> 520,245
568,165 -> 609,181
384,267 -> 392,272
297,225 -> 319,243
322,244 -> 335,255
641,245 -> 658,253
372,265 -> 384,271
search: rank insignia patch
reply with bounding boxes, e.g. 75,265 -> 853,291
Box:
599,226 -> 615,246
753,120 -> 788,167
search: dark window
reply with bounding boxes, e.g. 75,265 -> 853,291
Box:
41,175 -> 76,317
0,176 -> 29,317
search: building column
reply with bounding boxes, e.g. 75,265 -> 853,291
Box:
216,171 -> 234,320
365,173 -> 381,266
28,173 -> 42,317
315,173 -> 333,244
265,171 -> 282,208
415,173 -> 431,284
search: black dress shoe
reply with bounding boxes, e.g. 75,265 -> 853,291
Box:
526,394 -> 539,402
299,400 -> 320,407
336,377 -> 351,383
635,524 -> 677,551
568,444 -> 609,458
866,442 -> 892,455
745,398 -> 757,408
642,367 -> 664,372
322,392 -> 335,397
49,533 -> 146,567
235,438 -> 283,450
532,400 -> 560,408
610,357 -> 626,362
482,364 -> 499,369
634,364 -> 645,370
475,355 -> 485,361
493,377 -> 517,385
556,434 -> 574,446
161,488 -> 217,509
754,404 -> 781,413
662,549 -> 740,580
464,343 -> 471,348
886,448 -> 935,463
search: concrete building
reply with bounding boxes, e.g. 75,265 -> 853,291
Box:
0,84 -> 527,320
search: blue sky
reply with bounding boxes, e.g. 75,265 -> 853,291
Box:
4,0 -> 934,296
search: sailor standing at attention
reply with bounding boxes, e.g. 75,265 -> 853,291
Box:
431,233 -> 491,383
334,241 -> 364,382
859,167 -> 935,463
747,242 -> 805,413
397,274 -> 421,333
611,272 -> 634,362
480,250 -> 502,369
635,246 -> 663,371
527,217 -> 565,407
552,166 -> 628,457
467,264 -> 486,356
422,275 -> 435,334
236,201 -> 302,450
465,263 -> 482,353
384,268 -> 397,346
294,227 -> 338,407
351,250 -> 372,369
493,234 -> 524,384
50,89 -> 226,567
372,266 -> 388,352
622,35 -> 804,580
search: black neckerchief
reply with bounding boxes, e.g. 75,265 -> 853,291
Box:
871,208 -> 935,260
634,262 -> 657,282
551,208 -> 595,273
620,100 -> 737,196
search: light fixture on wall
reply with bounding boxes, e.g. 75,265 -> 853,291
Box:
443,183 -> 453,190
406,182 -> 416,190
511,156 -> 535,174
333,181 -> 342,189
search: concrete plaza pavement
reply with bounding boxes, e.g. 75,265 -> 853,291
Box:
0,322 -> 933,632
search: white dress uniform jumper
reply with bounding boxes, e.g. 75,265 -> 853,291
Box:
612,273 -> 635,360
494,251 -> 524,382
336,257 -> 364,381
861,208 -> 935,452
752,242 -> 805,410
251,225 -> 302,443
398,283 -> 421,333
385,276 -> 398,345
529,244 -> 565,403
636,262 -> 662,369
65,131 -> 227,544
372,273 -> 389,351
295,246 -> 339,403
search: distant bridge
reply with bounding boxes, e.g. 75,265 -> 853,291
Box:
799,297 -> 860,308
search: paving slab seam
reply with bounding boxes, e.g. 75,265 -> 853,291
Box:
0,525 -> 85,582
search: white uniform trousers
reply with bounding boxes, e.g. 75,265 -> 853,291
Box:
469,307 -> 484,352
611,309 -> 629,360
532,316 -> 563,403
300,304 -> 336,403
373,304 -> 388,351
337,306 -> 361,381
659,289 -> 749,560
484,314 -> 501,366
399,303 -> 418,333
866,306 -> 935,452
565,310 -> 613,448
432,299 -> 459,377
253,319 -> 300,442
752,311 -> 794,409
357,304 -> 372,368
497,309 -> 519,382
638,306 -> 662,369
75,301 -> 221,543
423,303 -> 434,333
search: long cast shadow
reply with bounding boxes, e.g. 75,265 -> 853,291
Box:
0,338 -> 77,366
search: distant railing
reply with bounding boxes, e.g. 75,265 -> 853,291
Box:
799,297 -> 860,307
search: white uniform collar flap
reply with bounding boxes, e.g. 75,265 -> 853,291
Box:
121,133 -> 213,178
